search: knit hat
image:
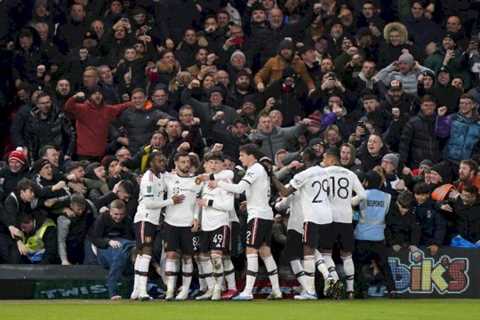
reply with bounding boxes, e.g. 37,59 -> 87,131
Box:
438,66 -> 450,75
419,159 -> 433,168
8,150 -> 26,166
382,153 -> 400,168
282,66 -> 297,79
389,79 -> 403,90
208,86 -> 225,98
32,159 -> 50,174
430,161 -> 452,182
421,70 -> 435,78
398,52 -> 414,65
230,50 -> 246,63
278,38 -> 295,52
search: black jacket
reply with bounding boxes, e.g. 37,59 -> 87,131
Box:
89,212 -> 135,249
414,199 -> 447,246
399,112 -> 441,167
385,204 -> 421,247
454,199 -> 480,243
25,106 -> 76,159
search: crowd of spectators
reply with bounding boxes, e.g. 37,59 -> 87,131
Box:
1,0 -> 480,297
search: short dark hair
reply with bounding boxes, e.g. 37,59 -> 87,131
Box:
148,151 -> 166,167
420,94 -> 437,105
397,191 -> 414,209
131,88 -> 145,96
364,170 -> 382,189
174,151 -> 190,162
239,144 -> 262,160
413,182 -> 431,195
204,151 -> 224,162
460,159 -> 478,174
16,178 -> 36,194
39,145 -> 59,159
462,184 -> 478,196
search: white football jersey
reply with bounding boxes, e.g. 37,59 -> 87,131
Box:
200,171 -> 234,231
325,166 -> 366,223
164,173 -> 202,227
134,170 -> 172,225
218,162 -> 273,222
289,166 -> 332,225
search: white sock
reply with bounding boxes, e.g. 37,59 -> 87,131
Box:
323,253 -> 339,281
195,256 -> 207,292
223,256 -> 237,290
200,256 -> 215,291
181,259 -> 193,292
262,255 -> 280,293
342,255 -> 355,292
138,255 -> 151,295
244,254 -> 258,295
165,258 -> 178,294
290,259 -> 308,293
314,250 -> 330,279
212,254 -> 224,288
303,255 -> 316,295
132,255 -> 142,294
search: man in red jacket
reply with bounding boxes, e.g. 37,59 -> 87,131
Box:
65,87 -> 132,161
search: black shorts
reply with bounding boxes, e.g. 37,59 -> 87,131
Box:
200,225 -> 230,253
332,222 -> 354,252
229,221 -> 240,256
246,218 -> 273,249
164,223 -> 194,255
285,230 -> 303,261
135,221 -> 158,248
303,222 -> 334,250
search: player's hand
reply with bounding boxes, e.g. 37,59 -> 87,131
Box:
172,194 -> 185,204
288,160 -> 303,170
437,106 -> 448,117
108,240 -> 122,248
392,244 -> 401,252
9,226 -> 23,239
195,174 -> 209,184
196,198 -> 207,208
17,241 -> 28,255
191,219 -> 199,232
208,180 -> 218,189
427,244 -> 439,256
63,207 -> 76,218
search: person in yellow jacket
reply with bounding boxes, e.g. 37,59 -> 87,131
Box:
17,212 -> 58,264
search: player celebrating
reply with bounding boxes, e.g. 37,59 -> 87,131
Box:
208,144 -> 282,301
274,148 -> 334,300
197,152 -> 235,300
163,152 -> 202,300
131,152 -> 184,300
322,147 -> 366,299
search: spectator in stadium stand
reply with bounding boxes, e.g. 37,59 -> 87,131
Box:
23,92 -> 76,161
54,3 -> 89,54
0,150 -> 29,201
412,182 -> 447,256
64,88 -> 132,161
455,160 -> 480,192
438,95 -> 480,163
17,211 -> 58,264
399,95 -> 443,168
429,67 -> 462,114
403,1 -> 443,53
0,178 -> 38,264
30,158 -> 68,202
378,22 -> 416,68
385,191 -> 421,253
254,38 -> 316,95
357,133 -> 389,172
56,193 -> 95,266
90,199 -> 135,300
450,184 -> 480,246
376,52 -> 433,95
379,153 -> 405,200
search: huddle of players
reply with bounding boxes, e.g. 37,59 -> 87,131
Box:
130,143 -> 365,301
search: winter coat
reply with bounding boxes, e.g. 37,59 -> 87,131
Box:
25,107 -> 76,159
399,112 -> 442,167
64,97 -> 131,157
443,113 -> 480,162
414,199 -> 447,246
453,199 -> 480,244
385,204 -> 421,247
249,125 -> 306,160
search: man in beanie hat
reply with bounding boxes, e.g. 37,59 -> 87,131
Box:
381,153 -> 406,200
0,149 -> 29,200
64,90 -> 133,161
255,37 -> 315,94
376,52 -> 433,95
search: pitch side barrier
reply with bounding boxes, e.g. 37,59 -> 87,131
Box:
0,247 -> 478,299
